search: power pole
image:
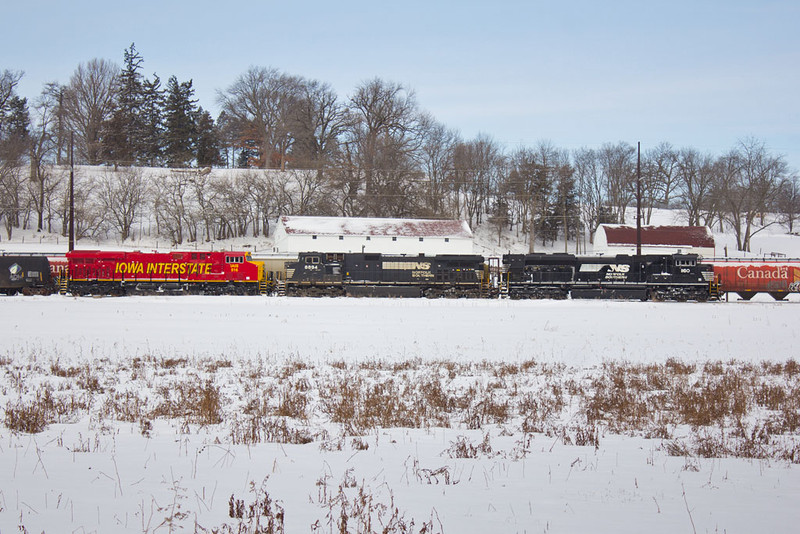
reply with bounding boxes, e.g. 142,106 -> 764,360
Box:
69,132 -> 74,252
636,141 -> 642,256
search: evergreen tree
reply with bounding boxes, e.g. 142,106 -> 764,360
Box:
140,74 -> 164,166
103,43 -> 145,165
163,75 -> 198,167
0,95 -> 30,231
0,95 -> 30,165
195,108 -> 222,167
0,95 -> 29,140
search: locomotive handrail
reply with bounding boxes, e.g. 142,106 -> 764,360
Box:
706,257 -> 800,263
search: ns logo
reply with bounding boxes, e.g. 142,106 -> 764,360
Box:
608,264 -> 630,273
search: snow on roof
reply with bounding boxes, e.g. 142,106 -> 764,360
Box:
279,216 -> 473,238
598,224 -> 715,248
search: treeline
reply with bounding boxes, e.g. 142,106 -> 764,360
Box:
1,45 -> 798,251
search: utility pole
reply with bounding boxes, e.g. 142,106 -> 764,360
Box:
69,132 -> 74,252
636,141 -> 642,256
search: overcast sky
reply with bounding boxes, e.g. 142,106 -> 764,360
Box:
3,0 -> 798,170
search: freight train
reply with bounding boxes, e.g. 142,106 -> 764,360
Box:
2,249 -> 797,301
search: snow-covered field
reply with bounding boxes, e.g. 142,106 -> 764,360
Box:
1,296 -> 799,533
2,295 -> 799,365
2,207 -> 800,533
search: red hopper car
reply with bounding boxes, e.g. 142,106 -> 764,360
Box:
64,250 -> 267,295
711,260 -> 800,301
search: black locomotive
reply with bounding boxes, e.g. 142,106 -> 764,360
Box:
0,255 -> 53,295
502,253 -> 715,301
284,252 -> 487,297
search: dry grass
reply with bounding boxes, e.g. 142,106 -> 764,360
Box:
1,352 -> 798,463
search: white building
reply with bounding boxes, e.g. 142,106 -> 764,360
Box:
273,216 -> 474,255
593,224 -> 715,257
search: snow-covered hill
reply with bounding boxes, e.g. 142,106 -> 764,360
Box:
4,207 -> 800,259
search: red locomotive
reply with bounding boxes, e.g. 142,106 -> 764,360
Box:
64,250 -> 267,295
711,259 -> 800,300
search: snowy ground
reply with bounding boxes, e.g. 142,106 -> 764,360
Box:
2,208 -> 800,533
2,295 -> 799,365
1,296 -> 799,533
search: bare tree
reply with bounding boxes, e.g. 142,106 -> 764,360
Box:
96,167 -> 147,241
777,174 -> 800,233
291,78 -> 348,170
29,84 -> 62,232
507,141 -> 572,251
273,169 -> 331,216
1,164 -> 26,239
237,170 -> 276,237
721,139 -> 787,252
62,59 -> 119,164
450,134 -> 502,230
346,78 -> 422,216
599,142 -> 636,224
189,168 -> 218,241
211,175 -> 249,238
418,115 -> 457,217
218,67 -> 302,169
641,142 -> 679,223
152,170 -> 192,244
573,147 -> 606,244
56,167 -> 101,241
675,148 -> 718,227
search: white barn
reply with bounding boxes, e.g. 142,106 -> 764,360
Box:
273,216 -> 474,255
593,224 -> 715,257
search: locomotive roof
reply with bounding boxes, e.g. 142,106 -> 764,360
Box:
279,216 -> 473,239
598,225 -> 715,248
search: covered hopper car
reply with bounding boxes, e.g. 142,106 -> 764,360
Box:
710,259 -> 800,301
0,254 -> 53,295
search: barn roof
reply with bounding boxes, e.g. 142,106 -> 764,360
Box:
599,225 -> 715,248
279,216 -> 473,238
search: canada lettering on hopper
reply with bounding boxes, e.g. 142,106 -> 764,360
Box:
736,266 -> 789,280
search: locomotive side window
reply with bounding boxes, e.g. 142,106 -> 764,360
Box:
675,259 -> 696,267
305,256 -> 320,265
226,256 -> 244,264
